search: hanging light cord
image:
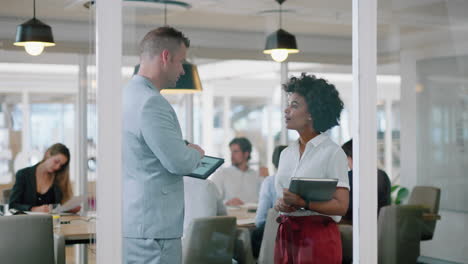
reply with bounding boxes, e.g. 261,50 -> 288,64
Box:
33,0 -> 36,19
279,2 -> 282,29
164,3 -> 167,26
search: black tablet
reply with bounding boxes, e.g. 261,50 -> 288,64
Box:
187,155 -> 224,179
288,177 -> 338,202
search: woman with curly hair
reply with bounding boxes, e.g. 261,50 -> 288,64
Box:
9,143 -> 79,213
274,73 -> 350,264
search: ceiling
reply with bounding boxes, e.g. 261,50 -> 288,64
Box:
1,0 -> 468,64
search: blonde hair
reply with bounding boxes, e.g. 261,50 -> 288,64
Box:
42,143 -> 73,204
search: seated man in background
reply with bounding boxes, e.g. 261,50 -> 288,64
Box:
250,145 -> 287,258
209,137 -> 263,206
340,139 -> 391,224
182,176 -> 227,235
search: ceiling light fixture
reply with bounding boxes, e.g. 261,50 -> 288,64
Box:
14,0 -> 55,56
263,0 -> 299,63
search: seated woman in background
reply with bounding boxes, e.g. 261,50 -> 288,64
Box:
9,143 -> 78,213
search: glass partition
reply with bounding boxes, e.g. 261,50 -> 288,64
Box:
378,0 -> 468,262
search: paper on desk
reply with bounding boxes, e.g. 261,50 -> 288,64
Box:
53,195 -> 85,213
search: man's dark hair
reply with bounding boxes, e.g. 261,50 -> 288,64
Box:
139,26 -> 190,59
229,137 -> 252,160
283,73 -> 344,133
342,139 -> 353,158
272,145 -> 287,169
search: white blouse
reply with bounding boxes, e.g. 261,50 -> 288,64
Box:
275,133 -> 349,222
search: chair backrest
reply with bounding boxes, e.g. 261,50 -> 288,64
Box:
234,227 -> 255,264
2,188 -> 11,204
183,216 -> 237,264
407,186 -> 441,240
339,224 -> 353,264
257,208 -> 279,264
0,215 -> 55,264
378,205 -> 427,264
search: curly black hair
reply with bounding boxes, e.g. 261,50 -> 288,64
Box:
283,73 -> 344,133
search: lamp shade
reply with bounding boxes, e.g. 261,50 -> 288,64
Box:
14,18 -> 55,56
14,18 -> 55,46
133,62 -> 202,94
263,28 -> 299,62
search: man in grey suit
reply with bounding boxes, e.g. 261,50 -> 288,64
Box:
123,27 -> 204,264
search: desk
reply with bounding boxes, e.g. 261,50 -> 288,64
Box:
56,215 -> 95,245
227,206 -> 257,227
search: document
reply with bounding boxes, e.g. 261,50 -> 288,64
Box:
53,195 -> 85,213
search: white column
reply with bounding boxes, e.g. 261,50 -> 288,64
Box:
352,0 -> 378,263
77,54 -> 89,212
384,99 -> 393,180
266,102 -> 274,174
280,62 -> 288,145
74,55 -> 89,264
202,86 -> 214,154
185,94 -> 194,142
21,91 -> 31,152
399,51 -> 418,190
223,96 -> 231,160
96,0 -> 122,262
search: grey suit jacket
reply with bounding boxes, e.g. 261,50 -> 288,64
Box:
123,75 -> 201,239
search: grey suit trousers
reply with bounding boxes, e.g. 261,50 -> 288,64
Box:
123,237 -> 182,264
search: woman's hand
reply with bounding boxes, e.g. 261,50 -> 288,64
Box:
282,188 -> 307,209
274,198 -> 297,213
31,205 -> 50,213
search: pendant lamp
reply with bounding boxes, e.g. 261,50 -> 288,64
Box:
263,0 -> 299,62
14,0 -> 55,56
133,0 -> 202,93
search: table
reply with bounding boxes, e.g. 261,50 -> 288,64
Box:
227,206 -> 257,227
56,215 -> 95,245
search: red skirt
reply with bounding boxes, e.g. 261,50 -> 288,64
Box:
274,215 -> 342,264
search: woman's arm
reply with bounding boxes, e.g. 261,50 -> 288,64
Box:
282,187 -> 349,216
9,170 -> 33,211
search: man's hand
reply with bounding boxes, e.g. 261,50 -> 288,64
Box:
274,198 -> 297,213
188,143 -> 205,157
282,188 -> 307,209
226,197 -> 244,206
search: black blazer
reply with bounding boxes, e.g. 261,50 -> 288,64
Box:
342,169 -> 391,223
8,164 -> 62,211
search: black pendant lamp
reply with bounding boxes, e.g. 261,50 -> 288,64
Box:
133,62 -> 202,94
14,0 -> 55,56
263,0 -> 299,62
133,1 -> 202,93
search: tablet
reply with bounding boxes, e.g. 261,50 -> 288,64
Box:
188,155 -> 224,179
288,177 -> 338,202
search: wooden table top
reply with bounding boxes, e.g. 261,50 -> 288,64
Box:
227,206 -> 257,227
53,206 -> 257,243
55,215 -> 95,243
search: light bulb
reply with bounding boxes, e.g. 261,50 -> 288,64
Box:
24,42 -> 45,56
271,49 -> 289,62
